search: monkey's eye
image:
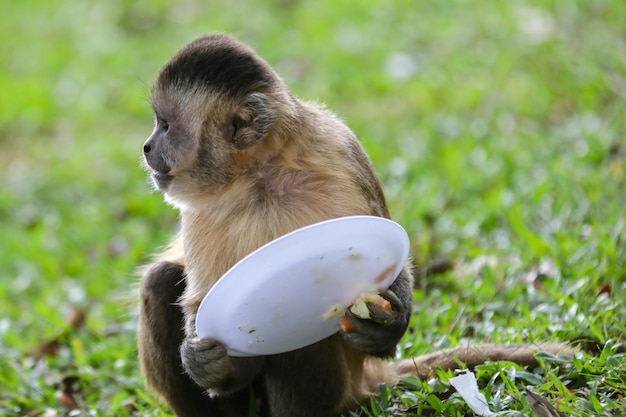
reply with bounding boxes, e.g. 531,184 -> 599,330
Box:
158,119 -> 169,132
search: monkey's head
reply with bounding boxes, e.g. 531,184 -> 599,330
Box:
143,34 -> 292,206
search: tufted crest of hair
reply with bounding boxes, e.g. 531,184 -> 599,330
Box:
154,33 -> 280,97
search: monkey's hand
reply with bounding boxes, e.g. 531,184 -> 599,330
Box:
339,289 -> 409,357
180,336 -> 263,395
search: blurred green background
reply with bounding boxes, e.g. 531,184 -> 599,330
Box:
1,0 -> 625,415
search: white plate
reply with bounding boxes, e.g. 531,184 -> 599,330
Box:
195,215 -> 410,356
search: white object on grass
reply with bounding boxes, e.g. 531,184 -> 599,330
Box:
449,370 -> 495,417
195,215 -> 410,356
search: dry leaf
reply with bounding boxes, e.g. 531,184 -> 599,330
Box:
596,283 -> 611,296
526,388 -> 566,417
58,391 -> 80,410
33,339 -> 60,361
58,376 -> 81,410
67,307 -> 86,330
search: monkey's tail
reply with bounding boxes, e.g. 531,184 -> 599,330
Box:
390,342 -> 575,380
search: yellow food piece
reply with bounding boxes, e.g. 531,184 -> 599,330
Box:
349,291 -> 391,318
360,291 -> 382,304
349,296 -> 371,319
322,304 -> 344,320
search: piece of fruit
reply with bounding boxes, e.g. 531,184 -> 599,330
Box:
349,291 -> 392,319
339,316 -> 352,332
322,304 -> 344,320
349,296 -> 371,319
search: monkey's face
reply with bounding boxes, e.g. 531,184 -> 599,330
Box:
142,89 -> 282,210
142,93 -> 194,193
143,89 -> 254,201
142,34 -> 285,207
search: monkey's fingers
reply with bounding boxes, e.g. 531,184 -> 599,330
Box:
341,291 -> 402,329
339,307 -> 406,357
181,336 -> 264,394
181,337 -> 229,367
364,290 -> 403,324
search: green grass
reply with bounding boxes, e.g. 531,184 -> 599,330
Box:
1,0 -> 625,415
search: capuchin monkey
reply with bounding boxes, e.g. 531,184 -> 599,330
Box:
138,33 -> 572,417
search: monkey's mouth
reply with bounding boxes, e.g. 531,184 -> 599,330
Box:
151,171 -> 174,190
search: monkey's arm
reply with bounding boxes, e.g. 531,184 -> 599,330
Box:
138,261 -> 220,416
340,264 -> 413,357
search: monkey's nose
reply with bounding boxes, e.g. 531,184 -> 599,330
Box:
143,135 -> 157,155
143,140 -> 171,174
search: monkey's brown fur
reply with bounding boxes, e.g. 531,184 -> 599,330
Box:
138,34 -> 572,417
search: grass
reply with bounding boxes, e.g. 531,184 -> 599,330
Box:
1,0 -> 625,415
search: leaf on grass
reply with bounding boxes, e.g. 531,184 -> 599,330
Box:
58,390 -> 80,411
33,338 -> 61,361
449,370 -> 495,417
32,307 -> 87,362
58,375 -> 81,410
514,370 -> 544,385
596,283 -> 611,296
526,388 -> 566,417
66,307 -> 86,330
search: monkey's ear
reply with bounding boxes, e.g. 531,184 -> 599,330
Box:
224,93 -> 274,149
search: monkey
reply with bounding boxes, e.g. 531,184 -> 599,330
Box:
137,33 -> 573,417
